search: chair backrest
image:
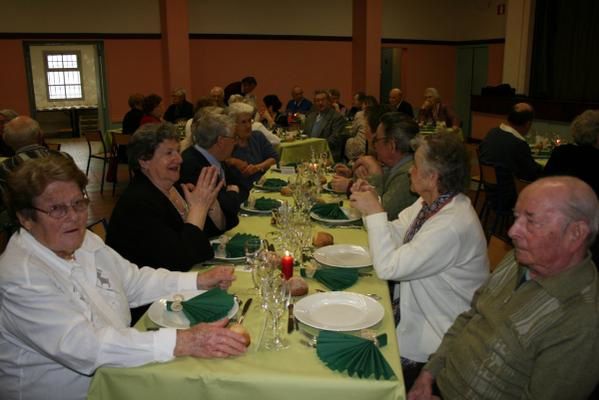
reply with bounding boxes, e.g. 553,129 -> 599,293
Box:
479,163 -> 498,185
111,132 -> 130,147
465,142 -> 480,180
87,218 -> 108,242
84,131 -> 109,154
488,234 -> 513,272
46,142 -> 62,152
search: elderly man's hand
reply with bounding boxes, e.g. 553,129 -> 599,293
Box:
197,266 -> 236,290
407,370 -> 440,400
334,163 -> 352,178
330,175 -> 351,193
353,156 -> 382,178
241,164 -> 261,177
349,189 -> 383,216
350,178 -> 376,194
174,319 -> 247,358
421,100 -> 434,110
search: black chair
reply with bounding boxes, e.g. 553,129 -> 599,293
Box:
478,163 -> 514,239
84,131 -> 114,195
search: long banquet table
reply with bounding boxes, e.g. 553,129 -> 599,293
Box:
87,171 -> 405,400
276,137 -> 332,166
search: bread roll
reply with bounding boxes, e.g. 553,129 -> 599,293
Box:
228,323 -> 251,346
288,276 -> 309,296
319,175 -> 328,185
313,231 -> 334,248
280,186 -> 293,196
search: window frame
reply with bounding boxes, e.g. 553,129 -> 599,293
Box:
43,50 -> 84,101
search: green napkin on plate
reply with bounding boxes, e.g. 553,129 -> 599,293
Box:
311,203 -> 348,220
166,288 -> 234,326
253,197 -> 281,211
225,233 -> 260,258
261,178 -> 288,191
316,331 -> 395,380
313,267 -> 359,291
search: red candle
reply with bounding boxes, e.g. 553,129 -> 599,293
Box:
281,251 -> 294,280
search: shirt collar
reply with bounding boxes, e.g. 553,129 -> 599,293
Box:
530,254 -> 596,301
500,123 -> 527,142
194,144 -> 222,170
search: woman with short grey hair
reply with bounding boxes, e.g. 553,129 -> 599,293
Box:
224,102 -> 279,192
417,87 -> 460,129
350,132 -> 488,390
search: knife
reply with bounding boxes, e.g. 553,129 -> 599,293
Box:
287,303 -> 295,333
238,298 -> 252,325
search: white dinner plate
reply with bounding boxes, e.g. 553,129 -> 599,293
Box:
241,200 -> 282,215
310,207 -> 361,225
313,244 -> 372,268
148,290 -> 239,329
211,238 -> 246,262
294,292 -> 384,331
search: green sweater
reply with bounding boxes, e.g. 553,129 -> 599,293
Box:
368,156 -> 417,221
425,251 -> 599,399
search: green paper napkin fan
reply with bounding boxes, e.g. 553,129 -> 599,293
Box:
261,178 -> 288,191
313,268 -> 359,291
224,233 -> 260,258
253,197 -> 281,211
311,203 -> 348,220
316,331 -> 395,380
166,288 -> 234,326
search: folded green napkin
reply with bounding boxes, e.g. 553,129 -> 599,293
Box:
253,197 -> 281,211
166,288 -> 234,326
316,331 -> 395,380
224,233 -> 260,258
311,203 -> 348,220
261,178 -> 288,190
313,267 -> 359,291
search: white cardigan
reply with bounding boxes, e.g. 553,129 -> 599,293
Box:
0,230 -> 197,400
364,193 -> 489,362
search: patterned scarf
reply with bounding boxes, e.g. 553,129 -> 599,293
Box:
403,192 -> 457,244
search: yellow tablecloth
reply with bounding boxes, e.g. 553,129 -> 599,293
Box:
276,137 -> 332,166
87,172 -> 405,400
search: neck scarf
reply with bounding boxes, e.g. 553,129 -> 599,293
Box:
403,192 -> 457,244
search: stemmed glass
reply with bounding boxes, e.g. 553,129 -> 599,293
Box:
244,238 -> 266,292
263,276 -> 290,350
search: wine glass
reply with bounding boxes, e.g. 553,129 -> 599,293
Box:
263,277 -> 290,351
244,238 -> 265,291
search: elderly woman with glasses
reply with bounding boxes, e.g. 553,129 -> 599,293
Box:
0,155 -> 247,400
350,132 -> 489,390
224,102 -> 279,192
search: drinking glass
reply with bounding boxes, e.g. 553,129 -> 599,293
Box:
263,277 -> 290,350
244,238 -> 265,291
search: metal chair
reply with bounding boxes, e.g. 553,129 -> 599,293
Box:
479,163 -> 513,239
87,218 -> 108,242
487,234 -> 513,272
83,131 -> 113,194
110,132 -> 132,196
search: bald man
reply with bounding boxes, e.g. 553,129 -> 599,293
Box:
285,86 -> 313,115
388,88 -> 414,118
409,176 -> 599,400
209,86 -> 225,107
479,102 -> 543,211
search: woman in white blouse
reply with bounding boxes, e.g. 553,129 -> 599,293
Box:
350,132 -> 489,390
0,155 -> 247,400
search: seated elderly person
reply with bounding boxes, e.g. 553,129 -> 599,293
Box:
180,113 -> 246,214
344,95 -> 379,161
224,102 -> 279,192
0,155 -> 247,400
417,88 -> 459,130
139,94 -> 164,126
408,176 -> 599,400
349,113 -> 419,220
107,122 -> 226,271
350,132 -> 489,390
261,94 -> 288,129
303,89 -> 348,162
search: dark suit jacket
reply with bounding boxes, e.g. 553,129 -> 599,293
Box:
163,100 -> 193,123
122,108 -> 144,134
303,108 -> 348,162
179,146 -> 244,227
106,173 -> 214,271
395,101 -> 414,118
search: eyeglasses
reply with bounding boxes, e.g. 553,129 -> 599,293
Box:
31,197 -> 90,219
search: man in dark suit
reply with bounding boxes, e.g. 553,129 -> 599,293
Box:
180,113 -> 246,228
163,88 -> 193,123
303,90 -> 348,162
224,76 -> 257,106
389,88 -> 414,118
479,102 -> 543,210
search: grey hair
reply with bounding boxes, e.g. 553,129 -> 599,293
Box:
228,94 -> 244,104
314,89 -> 331,100
541,176 -> 599,247
570,110 -> 599,146
172,88 -> 186,97
4,116 -> 42,151
192,113 -> 235,149
127,122 -> 179,172
227,102 -> 255,120
379,112 -> 419,154
0,109 -> 18,120
424,87 -> 440,100
411,131 -> 470,194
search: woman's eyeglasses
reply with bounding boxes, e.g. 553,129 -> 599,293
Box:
31,197 -> 90,219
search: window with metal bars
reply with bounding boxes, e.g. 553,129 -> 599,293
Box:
44,52 -> 83,100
